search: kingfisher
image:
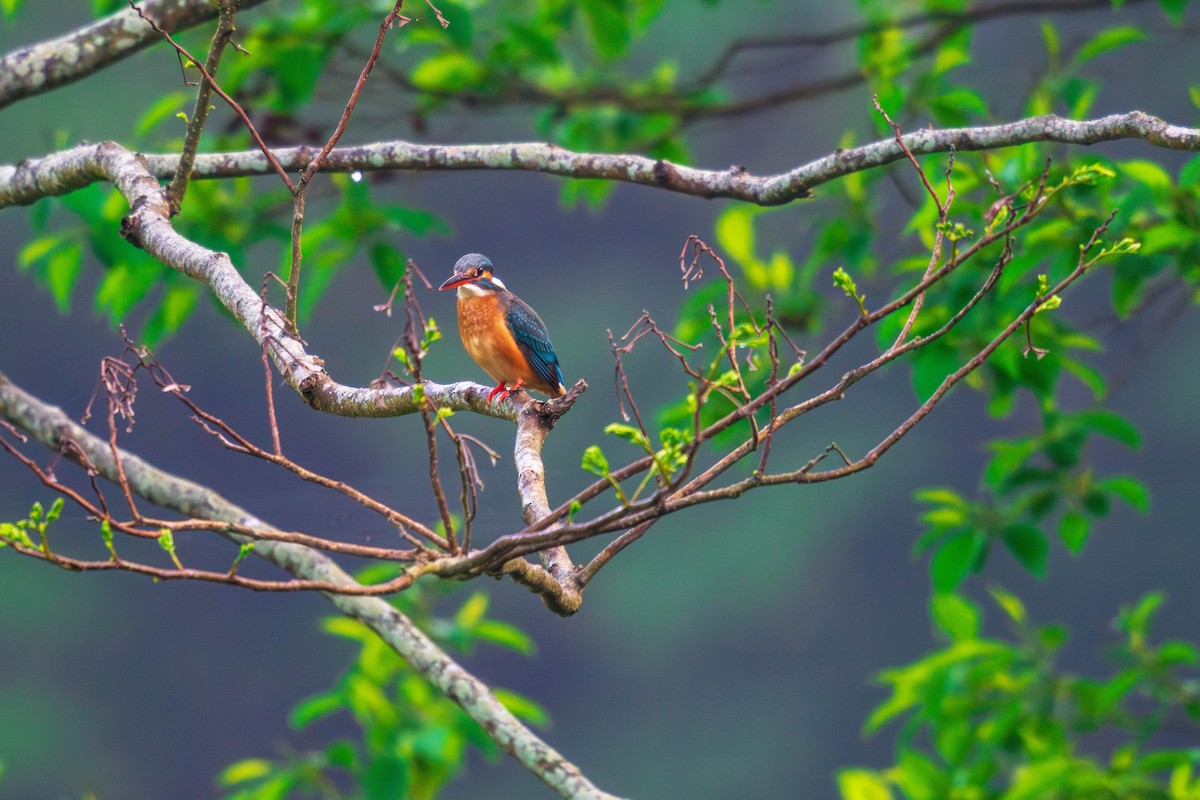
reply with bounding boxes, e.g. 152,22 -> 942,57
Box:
439,253 -> 567,402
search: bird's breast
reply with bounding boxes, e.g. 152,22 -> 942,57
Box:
457,293 -> 529,385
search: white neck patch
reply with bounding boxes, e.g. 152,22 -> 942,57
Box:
457,282 -> 490,298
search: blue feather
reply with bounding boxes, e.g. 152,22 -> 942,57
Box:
503,294 -> 564,391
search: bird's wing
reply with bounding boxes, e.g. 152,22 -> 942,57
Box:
503,293 -> 565,392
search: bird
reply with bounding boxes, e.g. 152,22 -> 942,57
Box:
439,253 -> 567,402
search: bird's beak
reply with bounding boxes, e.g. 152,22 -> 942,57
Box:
439,273 -> 473,291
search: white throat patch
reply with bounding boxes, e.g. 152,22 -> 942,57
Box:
456,282 -> 490,298
456,275 -> 505,297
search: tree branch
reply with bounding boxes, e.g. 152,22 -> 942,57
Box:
3,113 -> 1197,212
0,0 -> 270,112
0,140 -> 515,420
0,370 -> 623,800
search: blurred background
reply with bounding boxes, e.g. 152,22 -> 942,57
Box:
1,1 -> 1200,798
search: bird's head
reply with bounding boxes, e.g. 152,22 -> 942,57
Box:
439,253 -> 507,296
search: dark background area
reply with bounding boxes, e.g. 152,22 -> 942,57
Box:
2,2 -> 1199,798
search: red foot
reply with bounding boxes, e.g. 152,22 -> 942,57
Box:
486,378 -> 525,403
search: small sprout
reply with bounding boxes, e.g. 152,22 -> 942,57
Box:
936,221 -> 975,241
228,542 -> 255,576
832,267 -> 868,316
582,445 -> 628,505
423,317 -> 441,347
1034,274 -> 1063,314
411,382 -> 426,405
176,112 -> 189,123
100,519 -> 118,561
158,529 -> 184,571
1094,237 -> 1141,260
1070,162 -> 1117,185
603,423 -> 652,452
581,445 -> 610,477
567,499 -> 582,524
1038,295 -> 1063,313
0,521 -> 33,549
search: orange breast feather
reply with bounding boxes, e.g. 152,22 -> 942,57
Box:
457,293 -> 542,389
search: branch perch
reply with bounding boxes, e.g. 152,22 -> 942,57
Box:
4,113 -> 1195,212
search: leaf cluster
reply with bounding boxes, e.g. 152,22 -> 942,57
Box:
841,591 -> 1200,800
218,576 -> 541,800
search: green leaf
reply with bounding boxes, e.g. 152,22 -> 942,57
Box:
474,620 -> 536,654
1001,523 -> 1048,578
930,532 -> 985,592
135,90 -> 193,137
273,43 -> 325,109
604,422 -> 651,451
1061,358 -> 1106,400
1075,26 -> 1146,64
289,691 -> 345,729
1159,641 -> 1199,666
714,205 -> 759,268
988,584 -> 1027,625
1120,159 -> 1174,192
1059,510 -> 1090,555
931,592 -> 981,640
1099,475 -> 1150,512
1041,21 -> 1061,62
493,688 -> 550,726
578,0 -> 631,60
581,444 -> 610,476
1181,153 -> 1200,187
321,616 -> 374,642
889,750 -> 947,800
455,592 -> 489,629
1001,758 -> 1075,800
411,51 -> 487,91
380,205 -> 447,237
141,283 -> 198,346
217,758 -> 275,786
1075,410 -> 1141,449
18,235 -> 60,267
838,769 -> 893,800
1157,0 -> 1189,24
369,242 -> 407,290
45,242 -> 82,310
914,487 -> 967,508
1118,592 -> 1165,638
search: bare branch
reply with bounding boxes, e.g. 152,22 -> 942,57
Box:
165,1 -> 239,214
286,1 -> 410,332
128,0 -> 296,192
0,0 -> 270,112
0,370 -> 622,799
5,113 -> 1197,212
